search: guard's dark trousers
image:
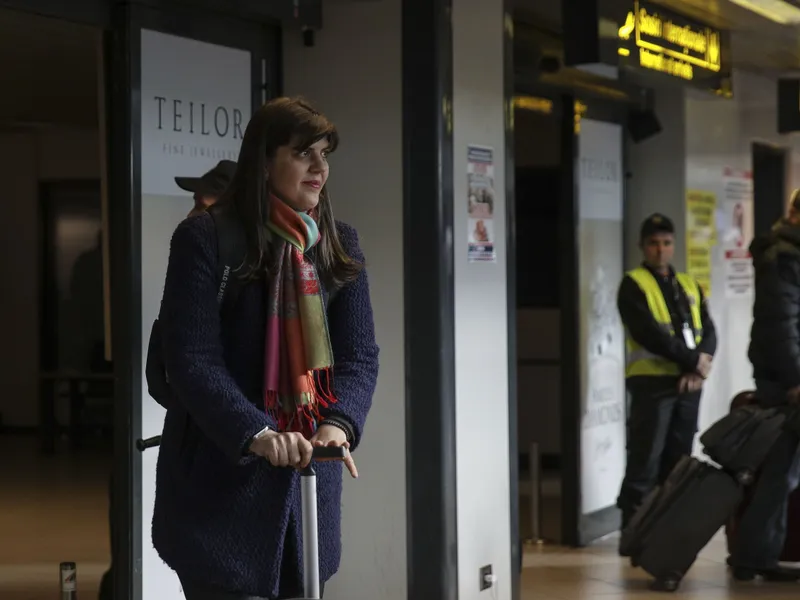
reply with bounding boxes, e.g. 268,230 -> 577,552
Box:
617,378 -> 701,527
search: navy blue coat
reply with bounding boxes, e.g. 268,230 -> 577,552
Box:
151,212 -> 379,598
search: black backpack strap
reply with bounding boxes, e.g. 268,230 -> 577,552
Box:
207,205 -> 247,314
326,284 -> 341,308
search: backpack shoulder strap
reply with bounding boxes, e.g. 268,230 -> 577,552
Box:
207,204 -> 247,312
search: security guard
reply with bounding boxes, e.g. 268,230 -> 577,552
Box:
616,214 -> 717,539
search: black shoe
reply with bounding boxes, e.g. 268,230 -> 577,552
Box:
618,511 -> 633,558
733,566 -> 800,582
650,577 -> 681,592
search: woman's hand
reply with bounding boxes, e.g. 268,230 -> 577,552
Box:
250,430 -> 314,469
311,424 -> 358,479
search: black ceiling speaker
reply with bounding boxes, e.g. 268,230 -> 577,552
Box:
778,78 -> 800,134
539,55 -> 561,73
628,108 -> 662,143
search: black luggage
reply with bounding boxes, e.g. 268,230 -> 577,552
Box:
700,404 -> 786,484
725,393 -> 800,563
620,456 -> 743,592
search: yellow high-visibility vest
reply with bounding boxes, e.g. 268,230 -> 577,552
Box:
624,267 -> 703,378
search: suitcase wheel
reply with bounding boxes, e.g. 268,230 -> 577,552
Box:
735,469 -> 755,486
650,574 -> 681,593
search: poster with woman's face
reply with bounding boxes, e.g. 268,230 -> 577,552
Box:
720,200 -> 753,249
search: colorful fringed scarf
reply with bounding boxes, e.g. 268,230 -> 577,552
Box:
264,196 -> 336,437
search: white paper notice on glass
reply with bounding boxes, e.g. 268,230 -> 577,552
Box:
578,120 -> 623,222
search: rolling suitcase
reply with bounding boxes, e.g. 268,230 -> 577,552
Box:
724,392 -> 800,563
288,445 -> 348,600
621,456 -> 743,592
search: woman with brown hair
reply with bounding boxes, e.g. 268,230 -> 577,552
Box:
152,97 -> 379,599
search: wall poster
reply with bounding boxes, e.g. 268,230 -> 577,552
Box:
139,28 -> 251,599
577,119 -> 626,516
685,190 -> 716,297
466,144 -> 497,263
719,168 -> 754,299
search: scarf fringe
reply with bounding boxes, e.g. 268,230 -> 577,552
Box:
264,368 -> 338,436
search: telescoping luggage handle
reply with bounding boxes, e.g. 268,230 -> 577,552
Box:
136,435 -> 162,451
137,437 -> 346,599
294,445 -> 349,600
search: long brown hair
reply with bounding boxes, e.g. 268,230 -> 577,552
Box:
219,96 -> 362,287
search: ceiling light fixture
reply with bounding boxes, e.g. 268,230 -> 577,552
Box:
727,0 -> 800,25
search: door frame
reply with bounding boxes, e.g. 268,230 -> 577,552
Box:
502,4 -> 519,598
512,67 -> 638,546
106,4 -> 280,598
752,141 -> 788,236
38,179 -> 103,373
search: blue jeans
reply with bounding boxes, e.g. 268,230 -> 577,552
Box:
731,381 -> 800,569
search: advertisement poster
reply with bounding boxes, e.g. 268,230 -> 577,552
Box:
140,28 -> 251,600
577,119 -> 626,516
720,169 -> 754,298
685,190 -> 716,297
467,145 -> 496,263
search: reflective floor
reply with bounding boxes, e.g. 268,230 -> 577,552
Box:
520,469 -> 800,599
522,533 -> 800,599
0,436 -> 109,599
2,434 -> 799,600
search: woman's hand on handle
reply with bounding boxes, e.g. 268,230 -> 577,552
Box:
311,424 -> 358,479
250,430 -> 314,469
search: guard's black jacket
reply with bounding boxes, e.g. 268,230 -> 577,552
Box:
618,264 -> 717,383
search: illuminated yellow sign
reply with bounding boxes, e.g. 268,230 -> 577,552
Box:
574,100 -> 587,134
617,1 -> 722,82
513,95 -> 553,114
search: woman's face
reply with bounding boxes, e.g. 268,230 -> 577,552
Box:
268,137 -> 330,212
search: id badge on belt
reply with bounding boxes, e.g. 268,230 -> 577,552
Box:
682,324 -> 696,350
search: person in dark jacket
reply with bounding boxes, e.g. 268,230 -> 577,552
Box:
152,97 -> 379,599
616,214 -> 717,538
729,194 -> 800,582
99,162 -> 237,600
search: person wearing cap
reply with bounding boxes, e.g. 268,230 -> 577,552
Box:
615,213 -> 717,539
97,160 -> 237,600
728,191 -> 800,582
175,159 -> 237,217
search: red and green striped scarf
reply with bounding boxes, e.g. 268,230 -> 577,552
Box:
264,197 -> 336,437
